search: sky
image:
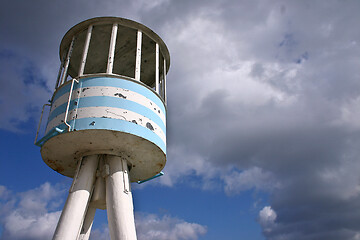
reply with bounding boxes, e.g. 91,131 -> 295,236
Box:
1,0 -> 360,239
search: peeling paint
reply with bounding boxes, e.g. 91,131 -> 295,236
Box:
132,120 -> 137,124
114,93 -> 127,99
106,110 -> 127,120
146,122 -> 154,131
89,121 -> 95,126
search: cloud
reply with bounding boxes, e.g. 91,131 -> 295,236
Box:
223,167 -> 281,195
89,225 -> 111,240
156,1 -> 360,239
258,206 -> 277,234
0,184 -> 206,240
90,213 -> 208,240
0,50 -> 51,132
135,213 -> 207,240
2,0 -> 360,239
0,183 -> 66,240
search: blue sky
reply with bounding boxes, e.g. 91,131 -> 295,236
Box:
1,0 -> 360,239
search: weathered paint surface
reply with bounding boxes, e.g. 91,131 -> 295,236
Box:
106,155 -> 137,240
45,76 -> 166,152
40,76 -> 167,182
53,155 -> 99,240
40,17 -> 170,240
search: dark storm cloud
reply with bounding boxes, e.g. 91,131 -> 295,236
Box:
2,0 -> 360,239
152,1 -> 360,239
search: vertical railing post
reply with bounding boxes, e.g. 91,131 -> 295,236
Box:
135,30 -> 142,81
155,43 -> 159,94
78,25 -> 93,76
55,54 -> 66,89
61,36 -> 75,85
107,23 -> 118,74
163,59 -> 167,103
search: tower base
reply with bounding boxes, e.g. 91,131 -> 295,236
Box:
52,154 -> 137,240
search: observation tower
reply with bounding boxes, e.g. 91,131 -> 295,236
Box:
35,17 -> 170,240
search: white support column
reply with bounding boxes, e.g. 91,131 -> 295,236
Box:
105,155 -> 137,240
77,206 -> 96,240
90,162 -> 106,210
107,23 -> 118,74
79,25 -> 93,76
52,155 -> 99,240
135,30 -> 142,81
61,36 -> 75,85
163,59 -> 167,104
155,43 -> 160,94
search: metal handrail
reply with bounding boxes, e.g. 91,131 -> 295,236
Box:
64,78 -> 79,131
34,103 -> 51,144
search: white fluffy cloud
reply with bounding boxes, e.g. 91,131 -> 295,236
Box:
2,0 -> 360,239
90,213 -> 207,240
0,183 -> 65,240
136,213 -> 207,240
259,206 -> 277,234
0,184 -> 206,240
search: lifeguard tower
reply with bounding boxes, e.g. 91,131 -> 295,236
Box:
35,17 -> 170,240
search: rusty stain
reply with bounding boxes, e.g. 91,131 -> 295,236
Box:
54,166 -> 65,173
47,159 -> 65,173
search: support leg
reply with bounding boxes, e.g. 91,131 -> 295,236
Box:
106,155 -> 137,240
78,206 -> 96,240
52,155 -> 99,240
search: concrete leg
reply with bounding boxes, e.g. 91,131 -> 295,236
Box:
106,155 -> 137,240
78,206 -> 96,240
90,157 -> 106,210
52,155 -> 99,240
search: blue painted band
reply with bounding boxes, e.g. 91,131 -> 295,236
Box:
48,96 -> 166,133
46,118 -> 166,153
35,125 -> 68,147
53,77 -> 165,113
137,171 -> 164,184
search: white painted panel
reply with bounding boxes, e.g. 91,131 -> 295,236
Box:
46,106 -> 166,143
52,86 -> 166,124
